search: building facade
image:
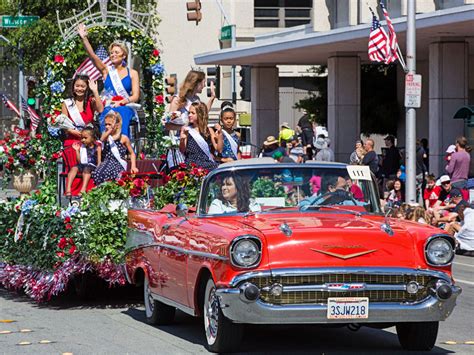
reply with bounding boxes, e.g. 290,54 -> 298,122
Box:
196,0 -> 474,176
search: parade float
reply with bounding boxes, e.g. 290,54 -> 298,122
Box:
0,0 -> 203,301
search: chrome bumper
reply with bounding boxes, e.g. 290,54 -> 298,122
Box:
216,269 -> 462,324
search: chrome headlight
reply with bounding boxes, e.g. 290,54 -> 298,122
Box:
230,235 -> 262,268
425,235 -> 455,266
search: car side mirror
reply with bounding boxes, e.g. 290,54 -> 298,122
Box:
176,203 -> 188,218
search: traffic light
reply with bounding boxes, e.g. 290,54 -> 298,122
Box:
165,74 -> 177,103
206,66 -> 220,99
186,0 -> 202,25
239,66 -> 251,101
26,77 -> 37,108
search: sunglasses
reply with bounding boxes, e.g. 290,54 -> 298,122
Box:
441,181 -> 451,185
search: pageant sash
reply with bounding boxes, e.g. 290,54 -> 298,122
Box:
108,66 -> 130,100
186,127 -> 213,161
108,135 -> 128,170
64,98 -> 86,127
222,130 -> 238,159
79,146 -> 89,165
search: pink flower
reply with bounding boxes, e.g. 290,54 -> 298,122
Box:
56,251 -> 65,258
65,223 -> 73,230
133,178 -> 144,188
54,55 -> 65,63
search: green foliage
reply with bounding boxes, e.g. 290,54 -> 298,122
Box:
78,182 -> 128,263
0,0 -> 159,76
153,164 -> 208,209
251,177 -> 285,198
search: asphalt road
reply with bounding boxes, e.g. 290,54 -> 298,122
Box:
0,255 -> 473,355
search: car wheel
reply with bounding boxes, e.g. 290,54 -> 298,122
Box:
203,278 -> 243,353
396,321 -> 439,351
144,276 -> 175,325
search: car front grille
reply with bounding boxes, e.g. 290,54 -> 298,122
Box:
246,273 -> 433,305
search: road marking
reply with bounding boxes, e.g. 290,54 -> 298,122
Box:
454,262 -> 474,268
17,341 -> 32,346
444,341 -> 457,345
455,279 -> 474,286
465,341 -> 474,345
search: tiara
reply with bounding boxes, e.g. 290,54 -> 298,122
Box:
75,71 -> 90,78
190,65 -> 204,73
221,105 -> 234,111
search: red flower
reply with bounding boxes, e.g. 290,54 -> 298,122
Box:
51,152 -> 61,161
56,251 -> 65,258
35,133 -> 42,139
28,158 -> 36,165
64,216 -> 71,223
117,178 -> 126,187
130,187 -> 142,197
51,234 -> 57,239
152,49 -> 160,57
133,178 -> 144,188
54,54 -> 65,63
7,156 -> 14,163
139,152 -> 145,160
55,210 -> 61,217
111,95 -> 124,102
6,228 -> 13,234
190,163 -> 197,168
191,168 -> 199,176
159,154 -> 167,160
68,237 -> 75,245
176,171 -> 185,181
179,162 -> 187,169
58,237 -> 67,249
65,223 -> 73,230
155,95 -> 164,104
68,245 -> 77,255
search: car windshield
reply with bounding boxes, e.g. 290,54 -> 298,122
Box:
200,165 -> 381,216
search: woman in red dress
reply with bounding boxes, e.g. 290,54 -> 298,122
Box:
61,74 -> 103,196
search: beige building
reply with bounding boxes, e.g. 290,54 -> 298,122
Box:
196,0 -> 474,175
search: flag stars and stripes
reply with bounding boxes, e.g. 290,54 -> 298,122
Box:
74,44 -> 111,81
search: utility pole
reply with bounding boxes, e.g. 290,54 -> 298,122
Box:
18,4 -> 25,129
405,0 -> 416,203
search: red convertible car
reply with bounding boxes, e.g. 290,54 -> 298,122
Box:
124,159 -> 461,353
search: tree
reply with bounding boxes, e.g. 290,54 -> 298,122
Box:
0,0 -> 158,76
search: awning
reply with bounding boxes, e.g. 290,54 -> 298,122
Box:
453,106 -> 474,127
195,5 -> 474,66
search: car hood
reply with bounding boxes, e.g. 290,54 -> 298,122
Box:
238,213 -> 422,269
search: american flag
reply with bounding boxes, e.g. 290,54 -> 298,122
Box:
21,97 -> 41,131
368,12 -> 390,63
0,93 -> 21,117
380,1 -> 399,64
74,44 -> 111,81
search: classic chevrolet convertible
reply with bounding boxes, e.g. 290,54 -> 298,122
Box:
124,158 -> 461,352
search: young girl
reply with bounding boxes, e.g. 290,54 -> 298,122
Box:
61,74 -> 104,196
66,128 -> 101,196
386,178 -> 404,207
92,111 -> 138,185
179,102 -> 222,170
219,101 -> 241,162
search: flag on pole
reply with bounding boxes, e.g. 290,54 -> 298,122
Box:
380,1 -> 399,64
21,97 -> 41,131
74,44 -> 111,81
368,11 -> 390,63
0,93 -> 21,117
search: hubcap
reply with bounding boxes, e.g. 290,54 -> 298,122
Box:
205,285 -> 219,343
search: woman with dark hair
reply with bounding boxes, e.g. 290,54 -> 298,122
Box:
208,174 -> 261,214
386,178 -> 404,207
61,74 -> 103,196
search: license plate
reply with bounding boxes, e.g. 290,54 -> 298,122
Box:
327,297 -> 369,319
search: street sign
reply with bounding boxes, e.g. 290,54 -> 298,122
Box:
404,73 -> 422,108
1,16 -> 39,28
220,25 -> 234,41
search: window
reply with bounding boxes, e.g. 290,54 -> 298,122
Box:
254,0 -> 312,28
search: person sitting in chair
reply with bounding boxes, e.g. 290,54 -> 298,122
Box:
208,174 -> 261,214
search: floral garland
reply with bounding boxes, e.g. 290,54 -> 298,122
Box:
37,25 -> 166,156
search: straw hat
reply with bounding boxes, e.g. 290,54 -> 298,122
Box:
263,136 -> 278,146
